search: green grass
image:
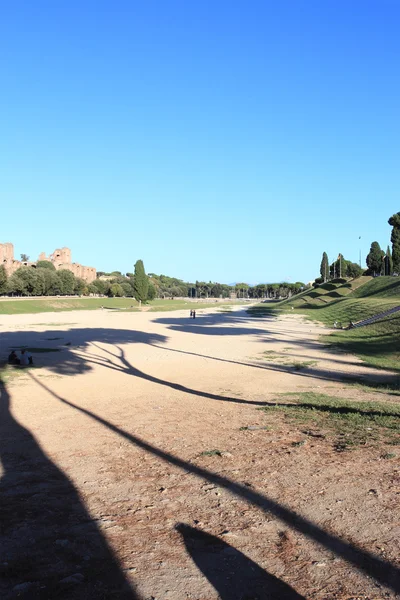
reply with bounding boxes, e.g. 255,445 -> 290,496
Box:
0,363 -> 42,382
0,297 -> 242,315
259,392 -> 400,450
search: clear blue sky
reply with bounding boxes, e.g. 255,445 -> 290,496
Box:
1,0 -> 399,284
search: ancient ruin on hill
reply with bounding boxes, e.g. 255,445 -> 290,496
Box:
0,243 -> 96,283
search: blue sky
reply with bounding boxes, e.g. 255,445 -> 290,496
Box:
1,0 -> 399,284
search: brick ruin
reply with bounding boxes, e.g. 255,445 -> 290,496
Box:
0,243 -> 96,283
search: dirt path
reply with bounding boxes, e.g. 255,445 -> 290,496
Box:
1,308 -> 399,599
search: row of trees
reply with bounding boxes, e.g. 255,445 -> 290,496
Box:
0,256 -> 306,302
318,212 -> 400,283
0,262 -> 89,296
319,253 -> 363,283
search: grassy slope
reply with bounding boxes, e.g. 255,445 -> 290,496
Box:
248,276 -> 400,373
0,296 -> 239,315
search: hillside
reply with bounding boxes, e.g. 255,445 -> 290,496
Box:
248,276 -> 400,372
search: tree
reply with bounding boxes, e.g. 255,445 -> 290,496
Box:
74,278 -> 86,295
36,260 -> 56,270
109,283 -> 123,297
388,212 -> 400,273
91,279 -> 109,296
11,267 -> 44,295
385,246 -> 393,276
58,269 -> 76,295
320,252 -> 329,282
38,268 -> 63,295
133,260 -> 149,302
330,254 -> 348,279
7,274 -> 26,295
0,265 -> 7,294
366,241 -> 384,275
120,282 -> 133,297
346,262 -> 363,278
147,282 -> 156,300
20,253 -> 29,262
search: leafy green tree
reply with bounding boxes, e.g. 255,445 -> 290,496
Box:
38,268 -> 63,295
58,269 -> 76,295
120,282 -> 133,297
235,283 -> 249,298
110,283 -> 124,297
320,252 -> 329,282
330,254 -> 348,279
91,279 -> 109,295
366,241 -> 385,275
346,262 -> 363,278
389,212 -> 400,273
36,260 -> 56,270
87,283 -> 98,295
0,265 -> 8,294
12,267 -> 44,295
7,274 -> 26,295
147,282 -> 156,300
385,245 -> 393,276
20,254 -> 29,262
133,260 -> 149,302
74,278 -> 86,295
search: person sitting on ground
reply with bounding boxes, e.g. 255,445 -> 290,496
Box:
8,350 -> 20,365
19,349 -> 30,366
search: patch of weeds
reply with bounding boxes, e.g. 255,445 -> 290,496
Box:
291,440 -> 306,447
259,392 -> 400,451
289,360 -> 318,370
262,351 -> 285,362
199,449 -> 223,457
382,452 -> 396,459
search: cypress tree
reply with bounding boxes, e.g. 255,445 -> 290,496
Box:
366,242 -> 384,275
388,212 -> 400,274
385,246 -> 393,276
133,260 -> 149,303
320,252 -> 329,282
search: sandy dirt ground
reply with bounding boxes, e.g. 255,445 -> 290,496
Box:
1,306 -> 399,599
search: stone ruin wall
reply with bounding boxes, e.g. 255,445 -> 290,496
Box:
0,243 -> 36,276
0,243 -> 96,283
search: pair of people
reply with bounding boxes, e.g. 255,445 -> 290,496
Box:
189,309 -> 196,319
8,349 -> 33,366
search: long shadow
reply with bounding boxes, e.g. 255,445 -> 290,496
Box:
148,342 -> 370,370
0,379 -> 139,600
176,523 -> 304,599
28,372 -> 400,593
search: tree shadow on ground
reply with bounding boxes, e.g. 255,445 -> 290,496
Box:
2,328 -> 168,376
0,379 -> 139,600
27,371 -> 400,595
176,523 -> 304,600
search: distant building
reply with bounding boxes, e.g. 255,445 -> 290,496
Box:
0,243 -> 96,283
